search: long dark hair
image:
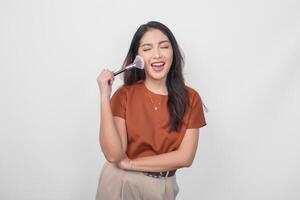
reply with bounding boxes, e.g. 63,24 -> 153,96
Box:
122,21 -> 189,132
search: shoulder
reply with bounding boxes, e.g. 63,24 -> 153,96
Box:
185,85 -> 201,102
185,85 -> 198,95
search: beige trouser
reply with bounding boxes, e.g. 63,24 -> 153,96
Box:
95,162 -> 179,200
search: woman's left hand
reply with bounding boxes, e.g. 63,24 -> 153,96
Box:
117,155 -> 133,170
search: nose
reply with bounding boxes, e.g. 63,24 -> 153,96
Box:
153,48 -> 162,59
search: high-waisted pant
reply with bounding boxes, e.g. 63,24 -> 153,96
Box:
95,162 -> 179,200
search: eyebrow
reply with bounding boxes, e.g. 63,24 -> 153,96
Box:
140,40 -> 170,47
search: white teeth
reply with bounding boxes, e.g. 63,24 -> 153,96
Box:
151,62 -> 165,67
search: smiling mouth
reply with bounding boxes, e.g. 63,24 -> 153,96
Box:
151,62 -> 165,72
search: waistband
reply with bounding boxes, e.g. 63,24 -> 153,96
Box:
142,170 -> 176,178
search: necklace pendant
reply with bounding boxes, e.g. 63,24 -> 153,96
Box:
154,107 -> 158,110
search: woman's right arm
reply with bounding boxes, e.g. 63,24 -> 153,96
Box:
96,69 -> 127,163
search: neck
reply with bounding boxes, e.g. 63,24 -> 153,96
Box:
144,77 -> 168,95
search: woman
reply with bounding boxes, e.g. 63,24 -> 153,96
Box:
96,21 -> 206,200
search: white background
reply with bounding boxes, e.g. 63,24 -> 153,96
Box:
1,0 -> 299,199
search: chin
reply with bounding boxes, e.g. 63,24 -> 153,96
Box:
147,71 -> 168,81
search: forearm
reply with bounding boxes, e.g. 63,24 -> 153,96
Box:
99,98 -> 123,162
130,150 -> 190,172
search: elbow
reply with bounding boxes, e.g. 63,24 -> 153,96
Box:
178,149 -> 196,168
104,147 -> 127,163
106,157 -> 119,163
105,154 -> 122,163
100,145 -> 123,163
182,158 -> 194,168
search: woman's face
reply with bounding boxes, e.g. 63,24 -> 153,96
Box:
138,29 -> 173,82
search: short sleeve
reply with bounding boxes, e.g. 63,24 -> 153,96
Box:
187,92 -> 207,129
110,87 -> 127,119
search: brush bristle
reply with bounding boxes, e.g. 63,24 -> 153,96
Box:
133,55 -> 144,69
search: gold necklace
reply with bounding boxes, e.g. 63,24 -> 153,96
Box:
146,91 -> 161,111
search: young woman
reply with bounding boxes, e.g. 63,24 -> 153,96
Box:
96,21 -> 207,200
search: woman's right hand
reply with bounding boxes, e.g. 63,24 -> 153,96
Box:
96,69 -> 115,100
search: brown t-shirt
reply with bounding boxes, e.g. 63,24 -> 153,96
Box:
110,80 -> 206,160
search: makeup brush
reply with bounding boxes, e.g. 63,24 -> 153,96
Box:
113,55 -> 144,76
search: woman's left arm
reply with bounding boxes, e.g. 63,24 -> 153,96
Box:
117,128 -> 200,172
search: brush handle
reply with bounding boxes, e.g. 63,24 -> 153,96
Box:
113,68 -> 126,76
